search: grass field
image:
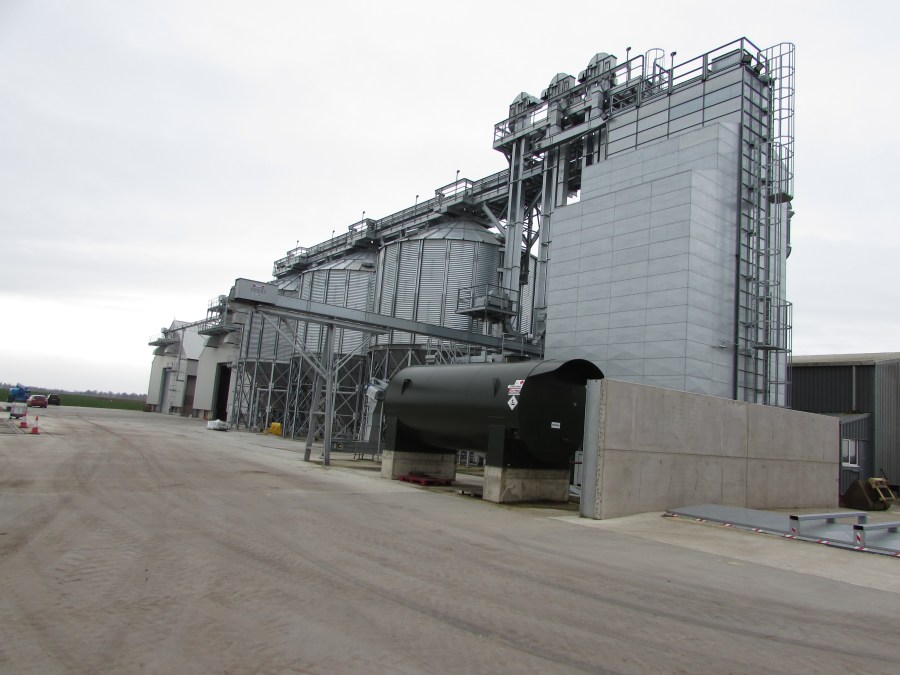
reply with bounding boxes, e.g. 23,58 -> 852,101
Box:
1,388 -> 144,411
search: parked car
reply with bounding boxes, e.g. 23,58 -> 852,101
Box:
27,394 -> 48,408
47,393 -> 61,405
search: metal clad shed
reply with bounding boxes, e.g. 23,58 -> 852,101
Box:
875,359 -> 900,483
790,353 -> 900,488
829,413 -> 873,494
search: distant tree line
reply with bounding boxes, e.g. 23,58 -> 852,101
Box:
0,382 -> 144,399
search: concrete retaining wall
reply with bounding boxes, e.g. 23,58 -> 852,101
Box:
582,379 -> 840,519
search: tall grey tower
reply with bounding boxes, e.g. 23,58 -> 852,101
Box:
492,40 -> 795,404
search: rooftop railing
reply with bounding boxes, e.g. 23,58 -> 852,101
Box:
493,37 -> 767,144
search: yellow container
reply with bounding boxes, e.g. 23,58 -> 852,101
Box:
269,422 -> 283,437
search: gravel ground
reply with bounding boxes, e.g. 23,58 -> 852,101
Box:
1,406 -> 898,674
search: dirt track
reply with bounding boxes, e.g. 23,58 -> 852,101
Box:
1,407 -> 898,674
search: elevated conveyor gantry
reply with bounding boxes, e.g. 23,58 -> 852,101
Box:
228,278 -> 542,466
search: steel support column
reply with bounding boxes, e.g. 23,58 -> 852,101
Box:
502,138 -> 526,295
322,324 -> 336,466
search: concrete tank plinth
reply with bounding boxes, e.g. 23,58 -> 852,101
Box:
482,466 -> 570,504
381,450 -> 456,481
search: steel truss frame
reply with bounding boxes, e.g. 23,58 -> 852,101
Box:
227,280 -> 539,464
228,39 -> 795,431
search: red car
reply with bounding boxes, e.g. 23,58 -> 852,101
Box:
27,395 -> 48,408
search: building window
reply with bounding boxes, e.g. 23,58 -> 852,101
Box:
841,439 -> 860,468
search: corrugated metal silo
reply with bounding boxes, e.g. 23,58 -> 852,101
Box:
373,220 -> 502,345
297,251 -> 377,355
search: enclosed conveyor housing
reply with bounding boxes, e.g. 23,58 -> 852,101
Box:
384,359 -> 603,471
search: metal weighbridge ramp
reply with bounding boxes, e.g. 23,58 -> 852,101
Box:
665,505 -> 900,557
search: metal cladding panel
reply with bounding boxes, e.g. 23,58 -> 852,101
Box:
299,275 -> 312,298
841,416 -> 871,441
839,415 -> 873,495
474,243 -> 499,286
373,221 -> 503,345
341,270 -> 372,355
416,240 -> 447,336
444,240 -> 477,332
303,271 -> 327,350
857,366 -> 876,412
376,245 -> 398,316
275,318 -> 297,361
325,271 -> 347,305
374,246 -> 397,346
392,241 -> 421,344
472,243 -> 500,335
295,275 -> 313,352
308,272 -> 326,302
245,312 -> 281,362
277,274 -> 302,293
262,320 -> 280,361
326,271 -> 348,352
346,271 -> 371,311
875,361 -> 900,483
289,265 -> 375,355
790,365 -> 856,413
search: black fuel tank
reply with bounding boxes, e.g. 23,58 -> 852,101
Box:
384,359 -> 603,468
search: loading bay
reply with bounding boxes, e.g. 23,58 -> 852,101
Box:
1,407 -> 898,673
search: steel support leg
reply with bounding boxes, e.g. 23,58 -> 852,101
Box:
322,324 -> 335,466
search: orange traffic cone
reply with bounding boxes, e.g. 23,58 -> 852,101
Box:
31,415 -> 40,434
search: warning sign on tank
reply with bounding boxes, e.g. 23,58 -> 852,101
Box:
507,379 -> 525,396
508,396 -> 518,410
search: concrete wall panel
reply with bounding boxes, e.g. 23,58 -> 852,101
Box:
586,379 -> 839,519
146,355 -> 169,407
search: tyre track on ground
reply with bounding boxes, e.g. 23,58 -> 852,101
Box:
75,426 -> 899,673
3,409 -> 899,674
1,413 -> 204,672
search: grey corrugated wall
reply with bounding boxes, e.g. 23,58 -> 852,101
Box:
875,361 -> 900,484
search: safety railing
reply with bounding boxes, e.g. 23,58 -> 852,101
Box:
493,37 -> 767,144
456,284 -> 519,316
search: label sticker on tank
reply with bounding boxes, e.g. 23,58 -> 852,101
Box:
550,422 -> 561,429
508,396 -> 518,410
507,379 -> 524,396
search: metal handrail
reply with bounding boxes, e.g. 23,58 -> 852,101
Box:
493,37 -> 766,144
274,169 -> 513,276
456,284 -> 519,315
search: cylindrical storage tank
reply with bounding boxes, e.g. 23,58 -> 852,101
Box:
384,359 -> 603,469
295,251 -> 377,355
373,220 -> 502,345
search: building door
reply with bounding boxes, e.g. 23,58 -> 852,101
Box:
182,375 -> 197,417
160,369 -> 172,413
213,363 -> 231,422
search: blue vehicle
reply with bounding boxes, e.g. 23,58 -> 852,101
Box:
7,384 -> 31,418
7,383 -> 30,403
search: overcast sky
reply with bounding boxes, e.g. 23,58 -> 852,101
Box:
1,0 -> 898,394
